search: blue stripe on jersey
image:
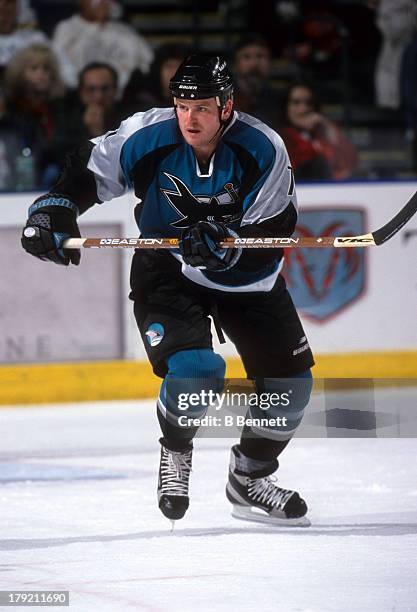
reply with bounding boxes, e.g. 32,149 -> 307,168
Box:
120,117 -> 179,186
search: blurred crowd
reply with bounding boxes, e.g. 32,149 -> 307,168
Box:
1,0 -> 416,191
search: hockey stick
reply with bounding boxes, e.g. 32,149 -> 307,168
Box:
63,190 -> 417,250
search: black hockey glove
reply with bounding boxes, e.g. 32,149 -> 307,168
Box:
21,200 -> 81,266
179,221 -> 241,271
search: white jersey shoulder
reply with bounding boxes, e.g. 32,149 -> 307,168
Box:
234,110 -> 287,152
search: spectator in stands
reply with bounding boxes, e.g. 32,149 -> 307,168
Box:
232,33 -> 282,131
279,80 -> 357,181
122,42 -> 189,113
374,0 -> 416,109
0,43 -> 69,190
70,62 -> 127,139
0,0 -> 47,80
52,0 -> 154,93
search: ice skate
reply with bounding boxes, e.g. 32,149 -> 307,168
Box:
157,438 -> 193,523
226,445 -> 310,527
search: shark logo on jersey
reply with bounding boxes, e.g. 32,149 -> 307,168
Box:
145,323 -> 165,347
161,173 -> 239,229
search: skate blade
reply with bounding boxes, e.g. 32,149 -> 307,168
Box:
231,504 -> 311,527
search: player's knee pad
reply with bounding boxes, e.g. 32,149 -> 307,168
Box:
248,369 -> 313,440
158,349 -> 226,425
166,349 -> 226,380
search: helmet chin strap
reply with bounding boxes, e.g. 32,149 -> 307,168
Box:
210,97 -> 233,143
208,112 -> 225,144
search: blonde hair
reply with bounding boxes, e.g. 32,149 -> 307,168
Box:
5,44 -> 66,101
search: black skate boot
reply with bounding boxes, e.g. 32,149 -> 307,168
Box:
226,445 -> 310,526
157,438 -> 193,523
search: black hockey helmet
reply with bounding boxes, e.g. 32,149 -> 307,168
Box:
169,55 -> 233,108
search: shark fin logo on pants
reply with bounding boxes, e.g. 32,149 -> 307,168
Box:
145,323 -> 165,347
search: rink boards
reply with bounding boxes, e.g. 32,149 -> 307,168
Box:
1,181 -> 416,404
1,351 -> 417,406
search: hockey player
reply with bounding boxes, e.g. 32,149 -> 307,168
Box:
21,55 -> 314,527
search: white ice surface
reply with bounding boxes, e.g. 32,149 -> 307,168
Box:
1,400 -> 417,612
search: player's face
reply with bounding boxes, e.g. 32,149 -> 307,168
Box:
175,97 -> 232,153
